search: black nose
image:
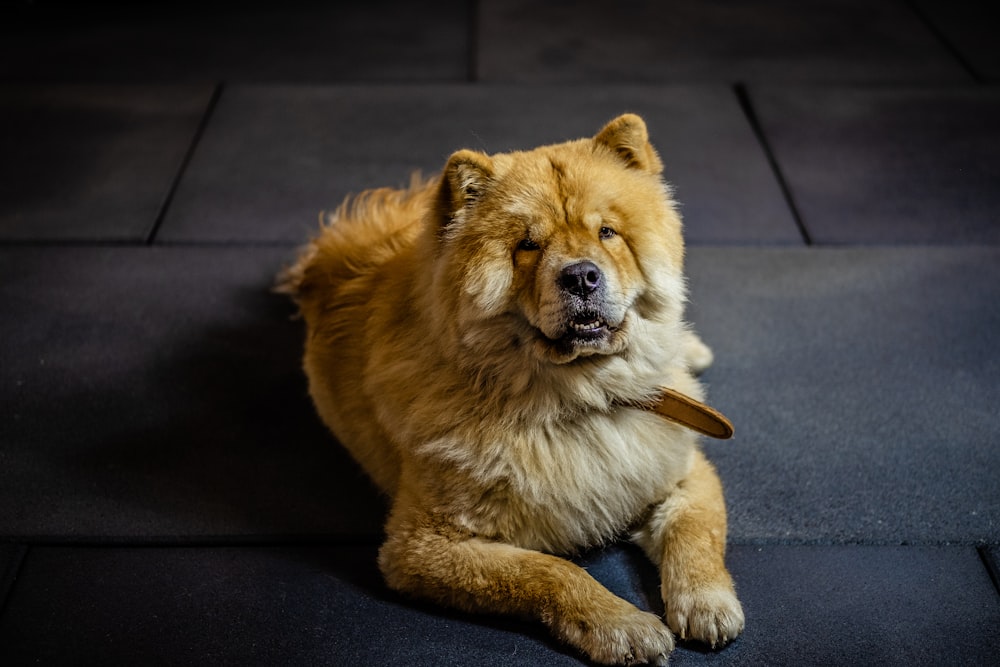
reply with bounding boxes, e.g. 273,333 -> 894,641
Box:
559,261 -> 603,296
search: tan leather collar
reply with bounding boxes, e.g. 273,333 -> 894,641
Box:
649,387 -> 734,439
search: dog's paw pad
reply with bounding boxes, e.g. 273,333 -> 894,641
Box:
665,584 -> 744,649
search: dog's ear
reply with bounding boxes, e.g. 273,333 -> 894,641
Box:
593,114 -> 663,174
435,149 -> 494,226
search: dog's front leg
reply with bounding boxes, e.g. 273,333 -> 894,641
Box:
632,449 -> 744,648
379,505 -> 674,666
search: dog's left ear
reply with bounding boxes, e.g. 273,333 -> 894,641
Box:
593,114 -> 663,175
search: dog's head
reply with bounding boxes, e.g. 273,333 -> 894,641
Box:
430,114 -> 688,366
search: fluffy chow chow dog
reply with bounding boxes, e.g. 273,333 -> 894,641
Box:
280,114 -> 743,665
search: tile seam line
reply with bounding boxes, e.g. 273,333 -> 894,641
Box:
467,0 -> 480,82
146,82 -> 225,245
0,545 -> 29,620
732,82 -> 813,246
903,0 -> 984,84
728,538 -> 1000,547
2,535 -> 385,548
5,536 -> 997,548
977,546 -> 1000,599
0,239 -> 300,249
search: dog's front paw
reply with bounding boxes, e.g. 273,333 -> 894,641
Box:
665,583 -> 744,649
559,601 -> 674,666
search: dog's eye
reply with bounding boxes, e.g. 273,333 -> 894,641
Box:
517,238 -> 540,251
599,226 -> 617,240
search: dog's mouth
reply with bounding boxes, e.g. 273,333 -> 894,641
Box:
567,312 -> 615,340
528,297 -> 629,362
538,310 -> 624,361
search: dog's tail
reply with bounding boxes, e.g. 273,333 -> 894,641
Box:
273,236 -> 318,309
274,173 -> 434,308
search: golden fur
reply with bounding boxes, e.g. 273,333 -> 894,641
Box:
280,114 -> 743,665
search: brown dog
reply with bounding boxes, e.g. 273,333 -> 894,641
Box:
280,114 -> 743,665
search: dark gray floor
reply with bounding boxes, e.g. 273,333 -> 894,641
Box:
690,247 -> 1000,544
0,2 -> 471,83
476,0 -> 966,83
158,84 -> 800,244
0,247 -> 386,541
751,86 -> 1000,244
1,1 -> 998,665
0,84 -> 212,241
0,544 -> 996,666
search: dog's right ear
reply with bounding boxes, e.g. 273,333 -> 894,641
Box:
435,149 -> 494,226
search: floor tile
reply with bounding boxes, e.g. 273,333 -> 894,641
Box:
158,84 -> 800,244
0,545 -> 581,666
1,544 -> 996,665
750,86 -> 1000,244
686,247 -> 1000,543
0,2 -> 470,83
0,247 -> 385,540
676,545 -> 1000,665
477,0 -> 967,83
0,84 -> 212,242
913,0 -> 1000,81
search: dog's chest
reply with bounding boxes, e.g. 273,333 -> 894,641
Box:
431,410 -> 696,554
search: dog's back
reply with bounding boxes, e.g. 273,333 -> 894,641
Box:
279,180 -> 434,494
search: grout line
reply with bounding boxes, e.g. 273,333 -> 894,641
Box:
0,238 -> 146,248
3,535 -> 385,549
904,0 -> 984,84
7,535 -> 998,549
728,537 -> 1000,548
0,238 -> 299,250
0,545 -> 29,619
146,82 -> 225,245
467,0 -> 480,83
145,238 -> 302,249
733,82 -> 813,246
977,546 -> 1000,598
